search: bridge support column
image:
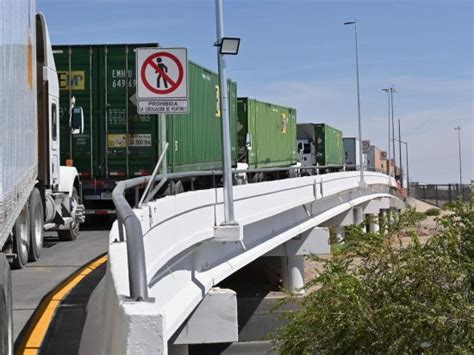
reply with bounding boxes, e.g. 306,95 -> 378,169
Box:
281,255 -> 305,294
266,227 -> 331,294
379,210 -> 388,235
335,226 -> 345,242
369,213 -> 380,233
388,208 -> 398,229
169,344 -> 189,355
362,215 -> 368,233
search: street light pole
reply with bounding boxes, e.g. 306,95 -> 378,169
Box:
405,142 -> 410,195
398,119 -> 403,187
344,20 -> 365,187
390,87 -> 397,170
454,126 -> 463,187
215,0 -> 236,225
382,88 -> 392,176
393,138 -> 410,195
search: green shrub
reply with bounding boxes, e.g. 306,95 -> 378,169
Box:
276,203 -> 473,354
425,207 -> 440,216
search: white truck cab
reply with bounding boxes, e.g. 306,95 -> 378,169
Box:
297,139 -> 316,167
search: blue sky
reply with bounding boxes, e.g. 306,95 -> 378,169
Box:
39,0 -> 473,184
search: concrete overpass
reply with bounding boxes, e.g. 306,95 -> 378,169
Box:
78,171 -> 404,354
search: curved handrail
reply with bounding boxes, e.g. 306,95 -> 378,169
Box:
112,165 -> 390,301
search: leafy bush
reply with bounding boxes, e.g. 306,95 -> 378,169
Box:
275,204 -> 473,354
425,207 -> 440,216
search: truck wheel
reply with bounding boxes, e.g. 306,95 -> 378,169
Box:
162,181 -> 174,197
58,188 -> 80,241
0,254 -> 13,355
28,188 -> 44,262
173,181 -> 184,195
11,206 -> 30,269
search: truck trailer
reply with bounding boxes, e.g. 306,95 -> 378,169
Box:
1,1 -> 84,351
366,145 -> 386,173
237,98 -> 297,172
343,137 -> 361,170
53,44 -> 238,215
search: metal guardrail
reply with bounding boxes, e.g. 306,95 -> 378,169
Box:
112,164 -> 389,301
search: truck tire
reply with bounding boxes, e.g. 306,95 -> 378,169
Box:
28,188 -> 44,262
0,254 -> 13,355
11,206 -> 30,269
58,188 -> 80,241
173,180 -> 184,195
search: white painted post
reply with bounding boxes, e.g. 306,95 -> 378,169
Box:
335,226 -> 345,243
369,213 -> 380,233
362,215 -> 368,233
379,210 -> 387,235
281,255 -> 305,294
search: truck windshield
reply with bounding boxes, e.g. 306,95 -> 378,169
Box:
303,143 -> 311,154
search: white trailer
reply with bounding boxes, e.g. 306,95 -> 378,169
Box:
343,137 -> 360,168
0,0 -> 85,351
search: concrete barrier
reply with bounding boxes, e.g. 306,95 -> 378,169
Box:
79,172 -> 402,354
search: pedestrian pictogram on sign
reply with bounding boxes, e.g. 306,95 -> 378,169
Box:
140,52 -> 184,95
136,47 -> 189,114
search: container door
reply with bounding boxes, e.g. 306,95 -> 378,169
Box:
228,81 -> 238,165
103,46 -> 129,178
325,127 -> 343,165
247,100 -> 257,167
103,45 -> 158,179
315,125 -> 325,166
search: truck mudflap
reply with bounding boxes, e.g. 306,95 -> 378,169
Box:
0,253 -> 13,355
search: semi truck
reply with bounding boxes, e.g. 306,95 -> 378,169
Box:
0,1 -> 84,351
53,44 -> 238,216
297,123 -> 344,170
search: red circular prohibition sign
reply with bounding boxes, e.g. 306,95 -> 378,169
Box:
141,52 -> 184,95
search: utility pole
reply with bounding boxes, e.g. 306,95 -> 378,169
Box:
454,126 -> 463,187
344,20 -> 365,187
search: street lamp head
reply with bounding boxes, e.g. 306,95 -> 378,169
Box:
344,21 -> 356,25
382,87 -> 397,93
216,37 -> 241,55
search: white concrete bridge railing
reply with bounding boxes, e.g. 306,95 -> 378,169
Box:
79,171 -> 404,355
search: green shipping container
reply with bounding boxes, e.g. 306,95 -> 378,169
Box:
237,98 -> 297,168
53,43 -> 237,181
297,123 -> 343,166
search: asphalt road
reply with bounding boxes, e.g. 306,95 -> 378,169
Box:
11,229 -> 109,341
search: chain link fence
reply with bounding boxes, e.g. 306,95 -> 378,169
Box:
409,181 -> 472,207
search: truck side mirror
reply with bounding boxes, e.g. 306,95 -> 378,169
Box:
70,107 -> 84,135
246,133 -> 252,151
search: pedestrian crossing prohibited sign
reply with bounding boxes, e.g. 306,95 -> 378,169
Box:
136,47 -> 189,114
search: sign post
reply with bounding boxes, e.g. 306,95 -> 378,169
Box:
136,47 -> 189,175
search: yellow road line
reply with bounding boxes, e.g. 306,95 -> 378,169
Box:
16,254 -> 108,355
